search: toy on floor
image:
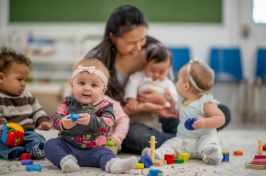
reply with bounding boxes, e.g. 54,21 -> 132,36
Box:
147,136 -> 166,167
148,169 -> 162,176
1,123 -> 24,146
178,153 -> 190,162
234,151 -> 243,155
106,140 -> 120,155
175,158 -> 184,164
26,165 -> 42,172
165,154 -> 175,164
21,153 -> 31,160
263,144 -> 266,151
135,163 -> 144,169
222,153 -> 229,162
68,114 -> 80,121
21,159 -> 33,165
184,118 -> 197,130
245,139 -> 266,170
139,154 -> 153,168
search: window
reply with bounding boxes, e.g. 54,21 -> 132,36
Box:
253,0 -> 266,24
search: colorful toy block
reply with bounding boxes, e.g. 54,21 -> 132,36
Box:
26,165 -> 42,172
246,139 -> 266,170
254,155 -> 266,159
148,169 -> 162,176
21,153 -> 31,160
139,154 -> 153,168
222,153 -> 229,162
68,114 -> 80,121
164,154 -> 175,164
222,151 -> 229,154
175,158 -> 184,164
153,159 -> 165,166
135,163 -> 144,169
178,153 -> 190,162
21,159 -> 33,165
234,151 -> 243,155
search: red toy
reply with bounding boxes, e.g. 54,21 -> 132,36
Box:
21,153 -> 31,160
263,144 -> 266,151
1,123 -> 24,146
164,154 -> 175,164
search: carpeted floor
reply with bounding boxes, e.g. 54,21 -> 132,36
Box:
0,127 -> 266,176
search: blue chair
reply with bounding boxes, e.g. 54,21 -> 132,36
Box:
255,48 -> 266,81
167,47 -> 190,78
209,48 -> 245,82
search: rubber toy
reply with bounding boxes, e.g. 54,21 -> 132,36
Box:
26,165 -> 42,172
1,123 -> 24,146
68,114 -> 80,121
184,118 -> 197,130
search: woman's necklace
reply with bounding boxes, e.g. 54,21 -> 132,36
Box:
182,96 -> 202,107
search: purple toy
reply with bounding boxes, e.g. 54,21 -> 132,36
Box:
21,159 -> 33,165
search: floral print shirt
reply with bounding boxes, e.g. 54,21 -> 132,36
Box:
51,96 -> 114,149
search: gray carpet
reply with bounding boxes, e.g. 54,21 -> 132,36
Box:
0,128 -> 266,176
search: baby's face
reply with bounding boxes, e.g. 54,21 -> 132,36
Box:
0,62 -> 29,96
145,59 -> 171,81
175,65 -> 188,98
70,71 -> 106,105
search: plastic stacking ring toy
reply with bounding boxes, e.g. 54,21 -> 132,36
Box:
184,118 -> 197,130
234,151 -> 243,155
1,123 -> 24,146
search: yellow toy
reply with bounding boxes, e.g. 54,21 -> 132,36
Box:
178,153 -> 190,162
1,122 -> 24,146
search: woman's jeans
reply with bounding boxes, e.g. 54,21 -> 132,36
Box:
122,104 -> 231,154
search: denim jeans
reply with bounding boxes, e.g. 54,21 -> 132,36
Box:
121,104 -> 231,154
0,130 -> 46,160
44,138 -> 116,170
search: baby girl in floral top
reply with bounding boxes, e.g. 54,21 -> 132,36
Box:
44,59 -> 138,174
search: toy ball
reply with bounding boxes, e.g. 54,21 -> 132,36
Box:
1,123 -> 24,146
184,118 -> 197,130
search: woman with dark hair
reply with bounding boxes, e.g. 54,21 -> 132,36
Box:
85,5 -> 231,154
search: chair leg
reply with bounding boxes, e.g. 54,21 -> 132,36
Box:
247,80 -> 255,122
257,79 -> 263,123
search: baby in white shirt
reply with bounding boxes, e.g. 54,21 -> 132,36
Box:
124,47 -> 178,131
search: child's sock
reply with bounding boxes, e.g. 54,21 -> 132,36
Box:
60,155 -> 80,173
30,142 -> 45,159
105,156 -> 138,174
13,148 -> 25,160
141,147 -> 164,160
202,145 -> 223,165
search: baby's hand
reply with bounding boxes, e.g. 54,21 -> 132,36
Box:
61,114 -> 77,130
125,98 -> 138,112
109,137 -> 121,149
77,113 -> 91,126
164,88 -> 175,105
192,118 -> 207,130
37,121 -> 54,130
0,124 -> 4,138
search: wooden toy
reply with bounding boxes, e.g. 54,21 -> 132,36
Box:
1,123 -> 24,146
152,159 -> 165,166
149,136 -> 157,162
257,139 -> 263,156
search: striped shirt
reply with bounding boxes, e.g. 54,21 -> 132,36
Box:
0,90 -> 50,130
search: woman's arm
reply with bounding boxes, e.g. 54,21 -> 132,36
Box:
192,102 -> 225,130
137,89 -> 167,105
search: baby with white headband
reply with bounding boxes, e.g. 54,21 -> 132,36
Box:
44,59 -> 138,174
142,60 -> 225,165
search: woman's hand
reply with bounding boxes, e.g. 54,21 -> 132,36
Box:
137,89 -> 166,105
144,102 -> 178,118
61,114 -> 77,130
158,107 -> 178,118
77,113 -> 91,126
125,98 -> 138,112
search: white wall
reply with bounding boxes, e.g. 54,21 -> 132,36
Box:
0,0 -> 8,47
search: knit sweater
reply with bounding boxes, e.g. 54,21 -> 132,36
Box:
51,97 -> 115,149
0,90 -> 50,130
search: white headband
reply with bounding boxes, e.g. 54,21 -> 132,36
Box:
187,58 -> 204,92
72,65 -> 108,86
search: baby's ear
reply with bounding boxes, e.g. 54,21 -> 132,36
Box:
0,72 -> 5,84
184,82 -> 190,91
70,81 -> 73,90
102,87 -> 108,94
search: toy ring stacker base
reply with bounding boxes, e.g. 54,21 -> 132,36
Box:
1,123 -> 24,146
